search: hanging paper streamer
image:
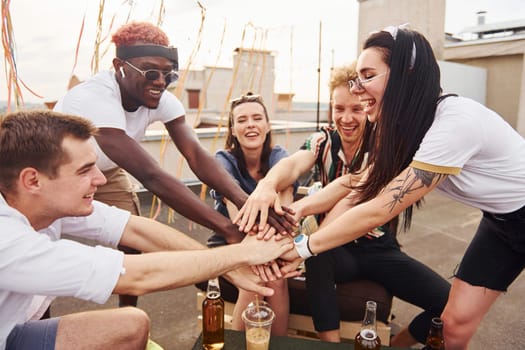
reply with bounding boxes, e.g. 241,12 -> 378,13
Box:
1,0 -> 43,112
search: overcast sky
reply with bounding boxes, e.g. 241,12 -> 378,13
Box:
2,0 -> 525,104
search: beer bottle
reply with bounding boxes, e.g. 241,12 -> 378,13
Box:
202,277 -> 224,350
355,300 -> 381,350
422,317 -> 445,349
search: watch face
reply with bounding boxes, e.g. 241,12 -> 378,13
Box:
294,234 -> 304,243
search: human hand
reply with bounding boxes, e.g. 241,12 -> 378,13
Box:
223,266 -> 275,297
241,233 -> 294,266
224,224 -> 245,244
288,201 -> 304,222
278,258 -> 304,277
251,260 -> 282,282
265,206 -> 297,235
250,258 -> 303,281
235,182 -> 298,234
255,219 -> 297,241
277,242 -> 300,262
255,223 -> 276,240
236,202 -> 297,237
233,183 -> 279,233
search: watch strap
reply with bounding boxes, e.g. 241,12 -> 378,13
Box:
294,234 -> 314,259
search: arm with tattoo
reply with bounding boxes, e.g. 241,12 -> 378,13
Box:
287,166 -> 448,258
385,167 -> 447,213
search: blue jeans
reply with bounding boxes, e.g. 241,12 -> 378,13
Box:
6,318 -> 59,350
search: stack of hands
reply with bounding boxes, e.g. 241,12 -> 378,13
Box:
234,186 -> 306,285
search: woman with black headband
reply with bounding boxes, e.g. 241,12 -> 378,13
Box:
55,22 -> 294,308
237,24 -> 525,350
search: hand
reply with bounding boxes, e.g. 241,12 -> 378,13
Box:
277,243 -> 300,262
261,209 -> 300,241
244,208 -> 297,239
288,201 -> 304,222
241,234 -> 294,266
278,257 -> 304,277
255,223 -> 276,241
252,260 -> 282,282
234,183 -> 281,233
265,206 -> 297,235
223,266 -> 275,297
224,224 -> 245,244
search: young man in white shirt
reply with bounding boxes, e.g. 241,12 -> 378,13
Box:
0,110 -> 294,350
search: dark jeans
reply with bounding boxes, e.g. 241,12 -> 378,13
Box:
305,232 -> 450,344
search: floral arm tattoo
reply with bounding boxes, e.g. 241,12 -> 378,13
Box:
385,168 -> 446,212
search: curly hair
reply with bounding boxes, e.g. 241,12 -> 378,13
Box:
327,62 -> 360,127
328,61 -> 358,98
111,22 -> 170,47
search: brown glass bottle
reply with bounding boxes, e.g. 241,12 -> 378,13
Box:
202,277 -> 224,350
422,317 -> 445,350
355,300 -> 381,350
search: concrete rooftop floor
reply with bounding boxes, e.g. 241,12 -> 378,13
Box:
49,190 -> 525,349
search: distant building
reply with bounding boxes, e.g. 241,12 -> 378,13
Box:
444,15 -> 525,135
276,92 -> 295,111
170,47 -> 327,125
174,48 -> 277,115
356,0 -> 446,59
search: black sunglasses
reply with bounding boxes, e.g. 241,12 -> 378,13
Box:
124,61 -> 179,85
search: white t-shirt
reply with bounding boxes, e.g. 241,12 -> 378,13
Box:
54,70 -> 185,171
0,195 -> 130,348
411,96 -> 525,213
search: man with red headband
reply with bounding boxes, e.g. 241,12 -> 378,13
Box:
55,22 -> 293,307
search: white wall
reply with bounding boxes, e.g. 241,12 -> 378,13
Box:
439,60 -> 486,104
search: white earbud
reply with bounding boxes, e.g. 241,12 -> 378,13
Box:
119,67 -> 126,78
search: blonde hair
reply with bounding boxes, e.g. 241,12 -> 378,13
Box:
328,61 -> 358,99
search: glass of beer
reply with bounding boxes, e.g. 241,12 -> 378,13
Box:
241,301 -> 274,350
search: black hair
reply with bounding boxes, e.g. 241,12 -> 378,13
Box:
357,28 -> 442,231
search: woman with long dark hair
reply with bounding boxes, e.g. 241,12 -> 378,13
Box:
239,26 -> 524,349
